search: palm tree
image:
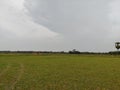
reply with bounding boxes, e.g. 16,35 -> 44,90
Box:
115,42 -> 120,51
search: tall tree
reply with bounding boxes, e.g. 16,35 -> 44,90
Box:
115,42 -> 120,51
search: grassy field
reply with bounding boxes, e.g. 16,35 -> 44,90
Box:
0,54 -> 120,90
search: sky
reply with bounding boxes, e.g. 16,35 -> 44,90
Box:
0,0 -> 120,52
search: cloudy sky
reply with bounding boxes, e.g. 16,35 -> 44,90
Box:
0,0 -> 120,52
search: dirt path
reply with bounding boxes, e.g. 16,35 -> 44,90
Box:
10,63 -> 24,90
0,64 -> 10,77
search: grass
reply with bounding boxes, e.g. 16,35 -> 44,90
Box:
0,54 -> 120,90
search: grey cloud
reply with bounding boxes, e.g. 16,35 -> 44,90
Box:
0,0 -> 118,51
25,0 -> 111,33
24,0 -> 115,51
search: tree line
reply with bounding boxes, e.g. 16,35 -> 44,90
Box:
0,50 -> 109,55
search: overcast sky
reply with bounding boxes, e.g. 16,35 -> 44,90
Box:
0,0 -> 120,52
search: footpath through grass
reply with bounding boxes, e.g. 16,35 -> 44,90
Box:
0,54 -> 120,90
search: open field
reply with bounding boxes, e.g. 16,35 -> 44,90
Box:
0,54 -> 120,90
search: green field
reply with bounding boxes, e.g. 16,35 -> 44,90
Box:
0,54 -> 120,90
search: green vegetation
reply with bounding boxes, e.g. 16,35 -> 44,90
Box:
0,54 -> 120,90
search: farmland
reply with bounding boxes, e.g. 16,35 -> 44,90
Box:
0,54 -> 120,90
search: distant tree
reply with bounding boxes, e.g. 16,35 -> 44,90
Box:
115,42 -> 120,51
69,49 -> 80,54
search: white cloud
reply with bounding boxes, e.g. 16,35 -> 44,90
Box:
10,0 -> 25,10
0,0 -> 58,39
